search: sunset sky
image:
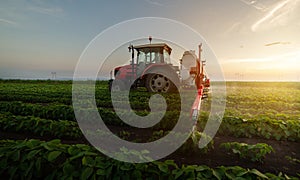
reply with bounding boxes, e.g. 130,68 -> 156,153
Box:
0,0 -> 299,81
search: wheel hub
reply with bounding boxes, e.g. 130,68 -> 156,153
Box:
150,74 -> 170,92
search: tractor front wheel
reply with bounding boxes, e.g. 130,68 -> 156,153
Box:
146,73 -> 177,93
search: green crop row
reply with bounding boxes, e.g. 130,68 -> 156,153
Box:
220,142 -> 274,162
0,79 -> 73,84
1,100 -> 299,141
225,82 -> 300,121
224,108 -> 300,122
0,101 -> 183,130
0,101 -> 76,121
0,112 -> 209,155
1,81 -> 299,114
0,81 -> 183,108
0,95 -> 72,104
0,113 -> 81,139
0,93 -> 183,117
1,80 -> 299,124
0,139 -> 298,180
198,113 -> 300,142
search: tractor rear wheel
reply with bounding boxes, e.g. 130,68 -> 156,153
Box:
146,73 -> 177,93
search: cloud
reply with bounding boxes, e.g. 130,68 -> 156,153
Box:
239,0 -> 267,11
224,22 -> 241,34
144,0 -> 164,6
0,18 -> 17,26
27,6 -> 64,17
0,1 -> 65,28
221,50 -> 300,63
265,42 -> 291,46
251,0 -> 300,31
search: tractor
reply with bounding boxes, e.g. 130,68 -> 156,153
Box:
108,37 -> 210,97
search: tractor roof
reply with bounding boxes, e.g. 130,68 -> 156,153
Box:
133,43 -> 172,52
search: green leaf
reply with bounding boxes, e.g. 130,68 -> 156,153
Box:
232,149 -> 241,155
279,124 -> 286,130
75,144 -> 89,150
67,146 -> 80,156
249,169 -> 268,179
225,171 -> 235,179
69,152 -> 85,161
27,149 -> 41,160
164,160 -> 177,168
157,163 -> 169,173
132,170 -> 142,179
63,163 -> 75,175
27,139 -> 41,148
212,168 -> 224,180
96,169 -> 106,176
83,152 -> 97,156
82,156 -> 95,167
284,174 -> 291,179
11,150 -> 20,161
48,151 -> 62,162
236,170 -> 248,177
234,177 -> 248,180
25,161 -> 34,177
42,144 -> 54,151
95,161 -> 110,169
119,163 -> 133,171
195,165 -> 209,172
81,167 -> 93,180
35,157 -> 42,172
173,169 -> 183,179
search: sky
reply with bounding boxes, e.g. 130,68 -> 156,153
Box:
0,0 -> 299,81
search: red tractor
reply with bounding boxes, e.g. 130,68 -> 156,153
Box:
109,37 -> 210,96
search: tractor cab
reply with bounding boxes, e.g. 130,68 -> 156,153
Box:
134,43 -> 172,65
132,43 -> 172,76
